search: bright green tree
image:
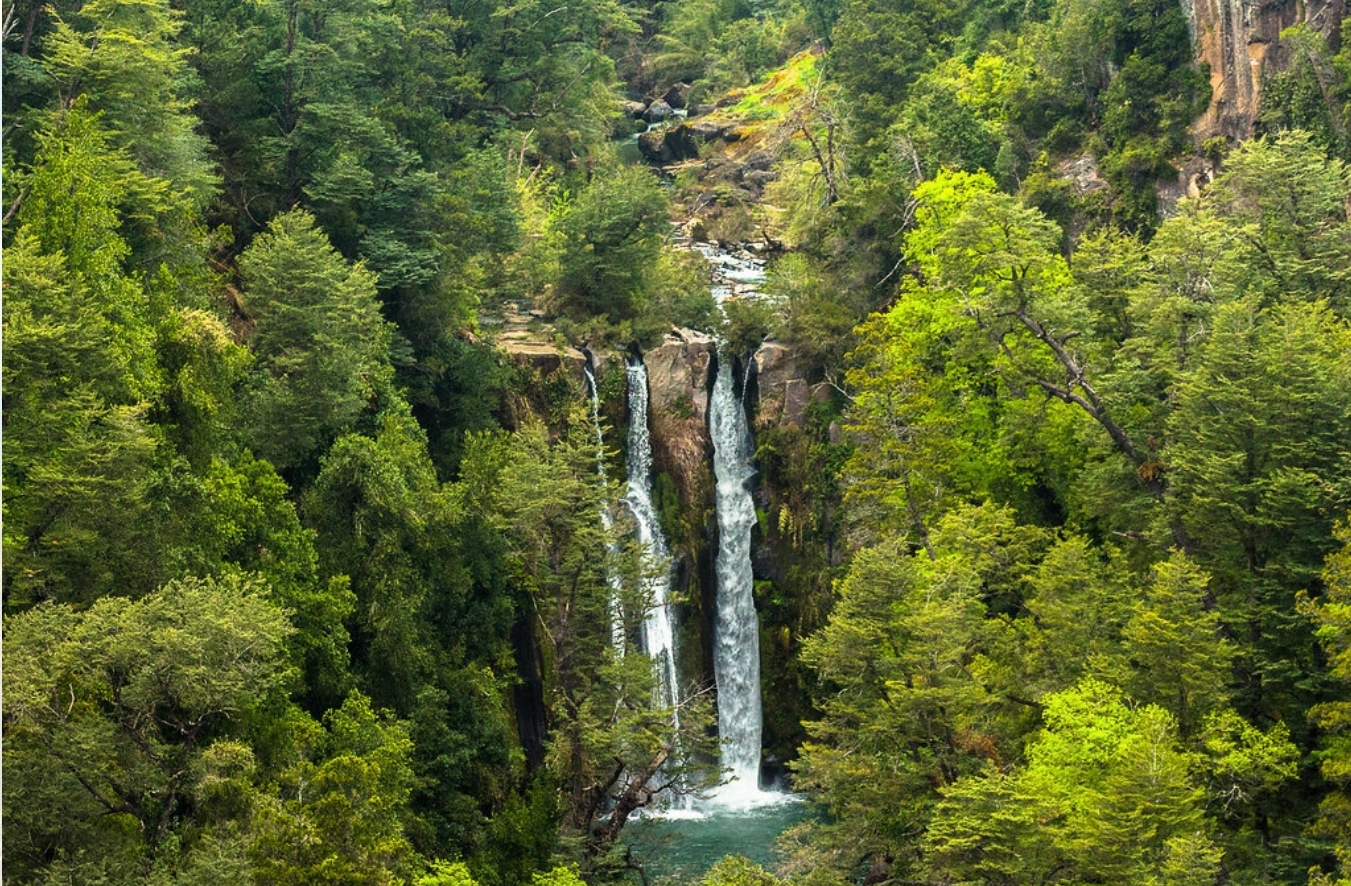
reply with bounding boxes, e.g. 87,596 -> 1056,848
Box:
925,679 -> 1214,885
248,693 -> 419,886
791,504 -> 1047,880
42,0 -> 218,215
3,117 -> 163,605
1121,553 -> 1236,738
1302,521 -> 1351,882
3,576 -> 292,880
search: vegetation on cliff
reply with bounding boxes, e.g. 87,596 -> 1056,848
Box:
6,0 -> 1351,882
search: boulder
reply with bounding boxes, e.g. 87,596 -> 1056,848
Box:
744,150 -> 775,171
647,328 -> 715,423
637,129 -> 674,163
622,100 -> 648,119
663,125 -> 702,160
702,155 -> 742,184
670,122 -> 728,159
754,341 -> 799,388
638,122 -> 726,163
1158,155 -> 1216,218
743,169 -> 779,188
687,120 -> 726,142
644,99 -> 674,123
662,82 -> 692,110
687,103 -> 717,118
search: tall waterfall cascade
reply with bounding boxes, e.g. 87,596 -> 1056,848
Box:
709,346 -> 763,801
698,242 -> 791,809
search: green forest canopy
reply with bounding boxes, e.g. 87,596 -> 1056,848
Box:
6,0 -> 1351,882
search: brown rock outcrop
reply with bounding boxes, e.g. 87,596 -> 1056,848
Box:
752,341 -> 809,430
498,338 -> 587,377
645,328 -> 716,509
1186,0 -> 1345,140
495,302 -> 588,380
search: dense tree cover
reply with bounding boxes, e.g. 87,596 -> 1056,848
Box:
777,135 -> 1351,886
1,0 -> 703,877
8,0 -> 1351,880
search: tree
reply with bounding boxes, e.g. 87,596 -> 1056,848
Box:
791,504 -> 1046,881
826,0 -> 974,151
304,410 -> 518,856
1204,132 -> 1351,310
248,693 -> 420,886
1012,533 -> 1133,698
698,856 -> 782,886
1121,553 -> 1236,738
925,679 -> 1213,886
238,209 -> 395,479
551,165 -> 670,325
41,0 -> 218,229
3,129 -> 162,605
1165,299 -> 1351,728
3,576 -> 292,880
1301,521 -> 1351,881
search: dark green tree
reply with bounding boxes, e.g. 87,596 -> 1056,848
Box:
237,209 -> 395,480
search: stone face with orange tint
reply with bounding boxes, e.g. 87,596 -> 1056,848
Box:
1185,0 -> 1344,141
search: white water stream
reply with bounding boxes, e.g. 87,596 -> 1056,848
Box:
584,365 -> 627,652
699,243 -> 796,811
624,359 -> 681,715
708,347 -> 764,802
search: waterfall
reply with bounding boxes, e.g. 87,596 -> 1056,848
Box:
624,358 -> 681,714
623,356 -> 692,811
709,349 -> 763,800
694,240 -> 776,806
584,365 -> 626,652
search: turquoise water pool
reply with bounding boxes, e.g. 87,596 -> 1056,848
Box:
624,794 -> 813,884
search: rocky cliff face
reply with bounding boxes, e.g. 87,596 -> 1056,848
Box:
1186,0 -> 1345,140
751,341 -> 831,432
645,327 -> 717,505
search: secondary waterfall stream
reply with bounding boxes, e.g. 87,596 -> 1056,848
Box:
584,365 -> 626,651
624,358 -> 682,720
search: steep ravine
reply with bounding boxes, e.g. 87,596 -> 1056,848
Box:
494,301 -> 832,782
